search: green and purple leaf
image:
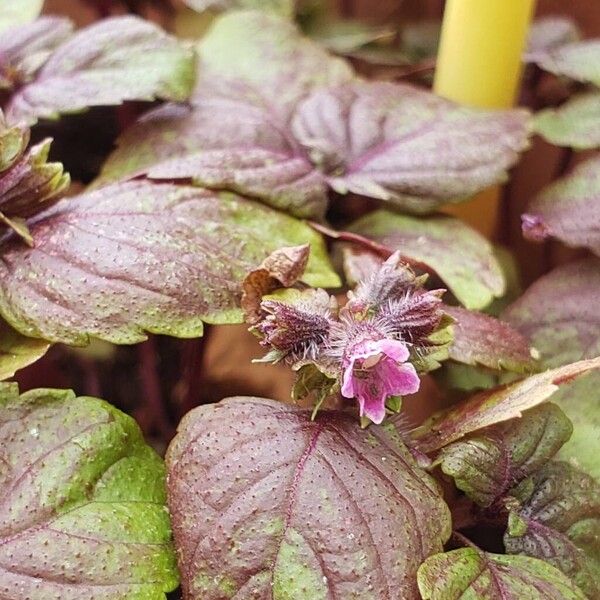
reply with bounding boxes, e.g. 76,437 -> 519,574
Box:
97,9 -> 353,217
503,258 -> 600,366
503,258 -> 600,478
166,397 -> 451,599
444,306 -> 538,373
0,382 -> 178,599
5,16 -> 196,126
437,403 -> 572,507
504,461 -> 600,598
348,210 -> 505,309
0,181 -> 338,345
97,96 -> 328,219
412,357 -> 600,453
534,93 -> 600,150
418,547 -> 586,600
0,320 -> 49,380
195,10 -> 354,118
549,372 -> 600,479
100,13 -> 528,219
522,158 -> 600,255
529,39 -> 600,86
292,82 -> 530,214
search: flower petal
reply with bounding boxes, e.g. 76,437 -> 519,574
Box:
358,389 -> 388,424
378,338 -> 410,363
386,361 -> 421,396
341,360 -> 357,398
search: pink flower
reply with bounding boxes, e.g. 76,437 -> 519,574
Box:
341,338 -> 420,424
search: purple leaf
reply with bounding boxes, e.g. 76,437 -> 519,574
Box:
418,547 -> 586,600
348,210 -> 506,309
503,258 -> 600,367
504,461 -> 600,598
292,82 -> 530,213
166,397 -> 451,599
437,403 -> 572,507
0,382 -> 178,599
534,93 -> 600,150
5,16 -> 196,126
0,17 -> 73,90
99,14 -> 528,219
522,158 -> 600,255
444,306 -> 539,373
97,96 -> 328,219
412,357 -> 600,453
97,10 -> 353,218
529,39 -> 600,86
0,181 -> 339,345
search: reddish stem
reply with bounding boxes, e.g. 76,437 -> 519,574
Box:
137,337 -> 174,440
396,58 -> 437,80
309,221 -> 392,258
78,356 -> 102,398
309,220 -> 437,276
178,333 -> 209,417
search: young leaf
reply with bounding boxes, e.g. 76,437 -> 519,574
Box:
444,306 -> 539,373
0,113 -> 70,243
0,17 -> 73,89
534,93 -> 600,150
0,0 -> 43,33
5,16 -> 196,126
503,258 -> 600,366
412,357 -> 600,453
96,96 -> 328,219
527,16 -> 581,55
418,547 -> 586,600
0,382 -> 178,599
348,210 -> 505,309
0,319 -> 49,380
504,461 -> 600,598
166,397 -> 451,599
0,137 -> 70,222
437,403 -> 572,507
530,40 -> 600,86
292,82 -> 530,214
183,0 -> 295,18
522,158 -> 600,255
0,181 -> 338,345
550,372 -> 600,479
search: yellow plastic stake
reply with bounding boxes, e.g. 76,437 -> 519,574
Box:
434,0 -> 536,237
